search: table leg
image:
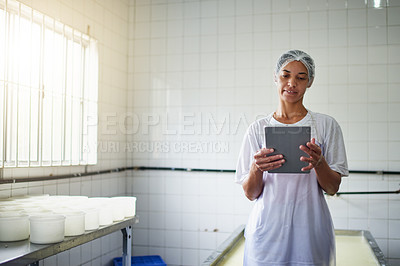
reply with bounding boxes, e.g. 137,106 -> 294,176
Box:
121,225 -> 132,266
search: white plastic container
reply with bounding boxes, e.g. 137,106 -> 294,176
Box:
81,208 -> 99,231
112,197 -> 136,218
110,198 -> 125,221
88,198 -> 113,226
55,210 -> 85,236
0,213 -> 29,242
22,209 -> 54,217
29,214 -> 65,244
0,206 -> 25,213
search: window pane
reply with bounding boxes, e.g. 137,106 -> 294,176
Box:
5,84 -> 17,166
1,2 -> 98,168
17,85 -> 30,165
66,38 -> 74,98
8,14 -> 19,84
53,31 -> 65,95
52,94 -> 63,164
0,9 -> 5,82
30,87 -> 39,163
0,5 -> 4,166
64,95 -> 72,165
71,98 -> 81,164
42,25 -> 54,165
42,90 -> 52,165
18,17 -> 32,88
0,81 -> 4,166
30,22 -> 41,89
72,37 -> 82,98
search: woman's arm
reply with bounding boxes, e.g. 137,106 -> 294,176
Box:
300,138 -> 342,195
313,158 -> 341,195
242,148 -> 285,201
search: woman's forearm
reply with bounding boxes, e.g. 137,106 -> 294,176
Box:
242,148 -> 285,201
299,139 -> 342,195
314,158 -> 341,195
242,162 -> 265,201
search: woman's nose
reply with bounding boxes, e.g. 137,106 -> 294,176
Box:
288,77 -> 296,87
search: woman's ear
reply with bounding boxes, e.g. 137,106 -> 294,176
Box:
273,71 -> 278,84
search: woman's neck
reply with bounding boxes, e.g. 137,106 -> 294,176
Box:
273,103 -> 308,124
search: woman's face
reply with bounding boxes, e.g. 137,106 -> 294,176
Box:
275,60 -> 311,104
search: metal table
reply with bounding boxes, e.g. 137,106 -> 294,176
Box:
0,217 -> 137,266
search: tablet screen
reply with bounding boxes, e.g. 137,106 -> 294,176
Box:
264,126 -> 311,173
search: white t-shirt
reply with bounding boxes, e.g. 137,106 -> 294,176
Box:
235,110 -> 348,266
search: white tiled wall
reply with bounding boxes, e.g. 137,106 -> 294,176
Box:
127,0 -> 400,265
1,0 -> 400,265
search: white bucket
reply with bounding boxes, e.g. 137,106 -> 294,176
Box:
81,208 -> 99,231
88,198 -> 113,226
29,214 -> 65,244
0,212 -> 30,241
54,210 -> 85,236
110,198 -> 125,221
112,197 -> 136,218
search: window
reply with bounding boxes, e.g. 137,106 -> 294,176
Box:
0,0 -> 98,167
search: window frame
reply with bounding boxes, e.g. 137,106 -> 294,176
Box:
0,0 -> 98,170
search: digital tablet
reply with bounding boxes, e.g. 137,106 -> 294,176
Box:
264,126 -> 311,173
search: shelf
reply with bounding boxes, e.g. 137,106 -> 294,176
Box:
0,217 -> 137,266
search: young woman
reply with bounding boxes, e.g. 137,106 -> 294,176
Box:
235,50 -> 348,266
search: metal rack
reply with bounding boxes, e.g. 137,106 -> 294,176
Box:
0,217 -> 137,266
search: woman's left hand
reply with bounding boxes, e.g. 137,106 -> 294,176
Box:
299,138 -> 324,171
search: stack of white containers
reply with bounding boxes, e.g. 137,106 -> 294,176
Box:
0,195 -> 136,244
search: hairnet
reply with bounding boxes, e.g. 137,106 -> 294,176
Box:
275,50 -> 315,86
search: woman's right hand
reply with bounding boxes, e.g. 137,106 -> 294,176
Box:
253,148 -> 285,172
243,148 -> 285,200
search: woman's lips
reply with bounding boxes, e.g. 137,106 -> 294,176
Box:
284,90 -> 297,95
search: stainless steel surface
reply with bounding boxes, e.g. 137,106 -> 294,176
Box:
0,216 -> 138,265
203,226 -> 388,266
